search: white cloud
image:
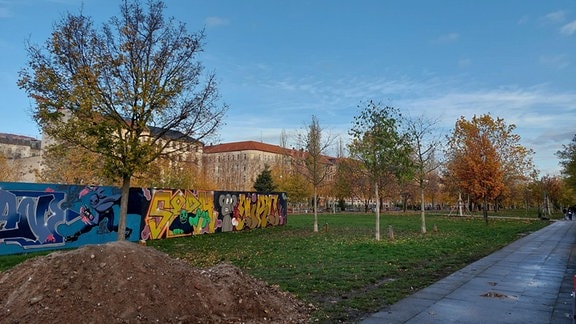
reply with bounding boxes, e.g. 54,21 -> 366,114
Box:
205,16 -> 229,28
560,20 -> 576,35
543,10 -> 567,24
435,32 -> 460,43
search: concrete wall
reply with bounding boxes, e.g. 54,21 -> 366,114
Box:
0,182 -> 287,256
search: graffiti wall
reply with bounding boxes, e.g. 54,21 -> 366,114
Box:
0,182 -> 287,255
141,190 -> 288,240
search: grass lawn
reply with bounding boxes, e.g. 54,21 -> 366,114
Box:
0,211 -> 553,322
148,212 -> 551,322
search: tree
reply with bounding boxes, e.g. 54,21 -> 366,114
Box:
296,115 -> 335,232
39,142 -> 111,185
0,154 -> 20,182
557,133 -> 576,190
18,0 -> 227,240
332,158 -> 355,211
406,115 -> 443,233
138,157 -> 209,190
348,101 -> 413,240
278,171 -> 311,212
253,164 -> 276,193
329,139 -> 356,211
445,114 -> 533,223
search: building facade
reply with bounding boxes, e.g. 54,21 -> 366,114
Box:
0,133 -> 42,182
202,141 -> 292,191
1,133 -> 338,201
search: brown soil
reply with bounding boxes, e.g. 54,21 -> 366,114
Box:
0,241 -> 311,323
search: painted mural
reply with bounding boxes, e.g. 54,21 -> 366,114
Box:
141,190 -> 288,240
0,182 -> 140,255
0,182 -> 287,255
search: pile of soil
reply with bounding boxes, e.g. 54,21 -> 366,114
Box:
0,241 -> 311,323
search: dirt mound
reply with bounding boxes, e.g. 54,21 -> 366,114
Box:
0,241 -> 310,323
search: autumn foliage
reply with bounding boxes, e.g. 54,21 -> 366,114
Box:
445,114 -> 534,210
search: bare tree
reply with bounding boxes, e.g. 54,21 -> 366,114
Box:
18,0 -> 227,240
296,115 -> 335,232
406,115 -> 443,234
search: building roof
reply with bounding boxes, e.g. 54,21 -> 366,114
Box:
203,141 -> 290,155
0,133 -> 39,141
203,140 -> 338,165
147,126 -> 196,143
0,133 -> 41,148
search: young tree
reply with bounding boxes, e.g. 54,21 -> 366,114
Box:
296,115 -> 335,232
406,115 -> 443,233
18,0 -> 227,240
557,133 -> 576,190
253,164 -> 276,193
348,101 -> 413,240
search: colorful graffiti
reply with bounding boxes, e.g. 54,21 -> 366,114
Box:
141,189 -> 215,240
142,190 -> 287,240
233,192 -> 286,230
0,182 -> 287,255
0,183 -> 140,255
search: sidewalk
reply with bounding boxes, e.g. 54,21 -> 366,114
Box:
361,220 -> 576,323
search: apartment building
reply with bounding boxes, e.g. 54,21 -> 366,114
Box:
202,141 -> 292,191
0,133 -> 42,182
1,131 -> 337,198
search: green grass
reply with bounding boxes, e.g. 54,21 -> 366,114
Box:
0,250 -> 52,272
148,213 -> 549,322
0,212 -> 551,322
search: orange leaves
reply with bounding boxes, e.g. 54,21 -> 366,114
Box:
446,114 -> 513,202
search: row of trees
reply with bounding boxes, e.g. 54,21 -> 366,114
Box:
14,0 -> 574,241
279,101 -> 562,240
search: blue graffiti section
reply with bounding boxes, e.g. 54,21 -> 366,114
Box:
0,189 -> 79,248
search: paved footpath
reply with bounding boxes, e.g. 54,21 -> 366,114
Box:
361,220 -> 576,324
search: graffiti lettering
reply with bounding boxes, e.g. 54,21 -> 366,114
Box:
145,189 -> 211,239
235,193 -> 284,229
0,189 -> 76,248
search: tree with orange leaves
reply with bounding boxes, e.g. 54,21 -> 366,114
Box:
446,114 -> 520,223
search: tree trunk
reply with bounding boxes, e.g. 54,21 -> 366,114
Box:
117,173 -> 131,241
313,186 -> 318,232
375,181 -> 380,241
420,184 -> 426,234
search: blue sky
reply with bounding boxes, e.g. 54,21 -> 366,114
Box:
1,0 -> 575,176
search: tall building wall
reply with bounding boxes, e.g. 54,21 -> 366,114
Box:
203,142 -> 289,191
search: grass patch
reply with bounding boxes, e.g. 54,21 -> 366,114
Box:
0,250 -> 52,272
0,213 -> 550,322
148,213 -> 549,322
